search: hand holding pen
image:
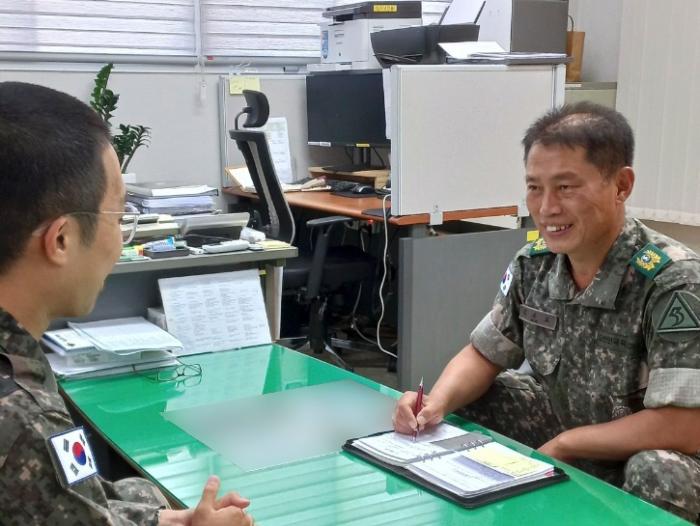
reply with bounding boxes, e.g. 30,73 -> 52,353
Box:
412,377 -> 424,441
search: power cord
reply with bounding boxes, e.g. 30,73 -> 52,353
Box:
375,194 -> 397,359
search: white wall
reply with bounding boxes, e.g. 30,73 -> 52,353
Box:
568,0 -> 623,82
0,66 -> 223,187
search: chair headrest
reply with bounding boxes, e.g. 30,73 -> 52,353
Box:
240,90 -> 270,128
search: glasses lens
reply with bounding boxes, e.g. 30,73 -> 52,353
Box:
120,213 -> 139,244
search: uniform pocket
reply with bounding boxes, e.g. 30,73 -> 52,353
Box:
522,322 -> 562,376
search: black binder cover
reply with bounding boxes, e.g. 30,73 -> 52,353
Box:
343,436 -> 568,509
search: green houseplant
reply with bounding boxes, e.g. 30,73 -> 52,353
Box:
89,63 -> 151,173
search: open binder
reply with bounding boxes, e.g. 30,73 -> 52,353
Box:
343,423 -> 568,508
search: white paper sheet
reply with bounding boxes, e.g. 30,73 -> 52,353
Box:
158,269 -> 271,354
256,117 -> 294,184
68,317 -> 183,354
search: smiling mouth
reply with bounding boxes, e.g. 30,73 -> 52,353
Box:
545,224 -> 572,233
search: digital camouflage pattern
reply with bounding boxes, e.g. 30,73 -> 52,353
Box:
469,217 -> 700,522
0,308 -> 167,525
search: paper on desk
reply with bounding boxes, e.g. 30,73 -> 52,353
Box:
253,117 -> 294,184
48,350 -> 177,379
439,41 -> 505,60
225,166 -> 302,193
353,423 -> 469,464
462,441 -> 549,477
68,317 -> 184,354
158,269 -> 271,354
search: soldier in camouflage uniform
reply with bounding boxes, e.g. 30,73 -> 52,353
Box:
394,102 -> 700,523
0,82 -> 253,525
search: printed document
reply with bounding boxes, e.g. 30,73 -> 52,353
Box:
159,269 -> 271,354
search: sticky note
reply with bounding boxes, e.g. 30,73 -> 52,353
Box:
526,230 -> 540,242
229,76 -> 261,95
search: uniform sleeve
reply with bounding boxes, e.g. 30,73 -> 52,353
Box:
643,277 -> 700,408
470,256 -> 526,370
0,411 -> 160,526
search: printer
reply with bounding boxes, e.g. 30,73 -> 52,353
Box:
319,1 -> 423,70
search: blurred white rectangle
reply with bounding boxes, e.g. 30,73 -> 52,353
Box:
163,380 -> 396,471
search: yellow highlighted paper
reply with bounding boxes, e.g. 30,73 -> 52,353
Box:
229,76 -> 261,95
464,443 -> 544,477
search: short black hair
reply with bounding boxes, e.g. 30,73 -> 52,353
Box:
0,82 -> 111,273
522,101 -> 635,175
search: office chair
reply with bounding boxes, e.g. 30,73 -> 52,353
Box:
229,90 -> 376,369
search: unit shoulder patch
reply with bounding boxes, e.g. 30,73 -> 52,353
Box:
47,426 -> 98,487
630,243 -> 671,279
528,237 -> 550,256
652,290 -> 700,342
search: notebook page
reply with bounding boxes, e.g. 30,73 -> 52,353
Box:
462,442 -> 552,478
353,423 -> 468,464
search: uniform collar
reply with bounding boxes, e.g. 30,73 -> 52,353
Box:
0,307 -> 57,392
547,218 -> 642,309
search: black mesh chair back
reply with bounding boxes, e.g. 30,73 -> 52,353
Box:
229,96 -> 295,244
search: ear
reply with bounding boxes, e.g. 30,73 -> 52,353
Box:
40,216 -> 74,266
614,167 -> 635,204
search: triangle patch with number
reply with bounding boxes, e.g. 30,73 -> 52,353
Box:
657,291 -> 700,333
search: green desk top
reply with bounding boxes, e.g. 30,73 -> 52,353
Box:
60,345 -> 686,526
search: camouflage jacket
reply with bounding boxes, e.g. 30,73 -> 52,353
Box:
471,217 -> 700,429
0,308 -> 164,525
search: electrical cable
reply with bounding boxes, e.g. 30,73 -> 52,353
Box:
375,193 -> 397,359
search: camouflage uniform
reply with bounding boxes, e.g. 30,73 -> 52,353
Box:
465,217 -> 700,522
0,308 -> 169,525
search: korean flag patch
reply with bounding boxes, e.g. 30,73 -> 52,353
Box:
48,427 -> 98,486
500,265 -> 514,296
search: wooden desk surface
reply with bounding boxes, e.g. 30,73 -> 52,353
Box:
223,187 -> 517,226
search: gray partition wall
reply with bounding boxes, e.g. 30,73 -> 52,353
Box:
398,225 -> 528,390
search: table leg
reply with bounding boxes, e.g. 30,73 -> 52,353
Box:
265,263 -> 283,340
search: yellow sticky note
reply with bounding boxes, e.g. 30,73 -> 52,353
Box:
229,76 -> 261,95
526,230 -> 540,242
466,445 -> 543,477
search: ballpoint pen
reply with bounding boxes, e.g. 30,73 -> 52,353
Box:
412,376 -> 424,442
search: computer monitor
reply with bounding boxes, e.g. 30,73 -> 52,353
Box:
306,70 -> 389,171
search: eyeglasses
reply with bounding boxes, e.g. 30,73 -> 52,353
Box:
67,204 -> 141,245
31,204 -> 141,245
137,362 -> 203,386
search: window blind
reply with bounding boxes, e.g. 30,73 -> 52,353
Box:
0,0 -> 450,62
201,0 -> 451,60
617,0 -> 700,226
0,0 -> 196,57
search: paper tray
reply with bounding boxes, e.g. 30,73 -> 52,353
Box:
343,439 -> 568,509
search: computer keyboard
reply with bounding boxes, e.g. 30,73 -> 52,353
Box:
327,180 -> 358,193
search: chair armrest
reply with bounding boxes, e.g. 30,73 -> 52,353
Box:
305,216 -> 352,229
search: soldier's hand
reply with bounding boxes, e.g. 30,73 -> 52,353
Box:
190,476 -> 254,526
393,391 -> 444,435
215,490 -> 250,510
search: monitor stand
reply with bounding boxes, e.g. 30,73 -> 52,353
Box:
322,146 -> 383,173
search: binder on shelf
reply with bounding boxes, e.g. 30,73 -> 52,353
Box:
343,423 -> 567,508
126,182 -> 219,198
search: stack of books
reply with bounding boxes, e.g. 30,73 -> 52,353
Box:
126,182 -> 219,216
43,317 -> 182,379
